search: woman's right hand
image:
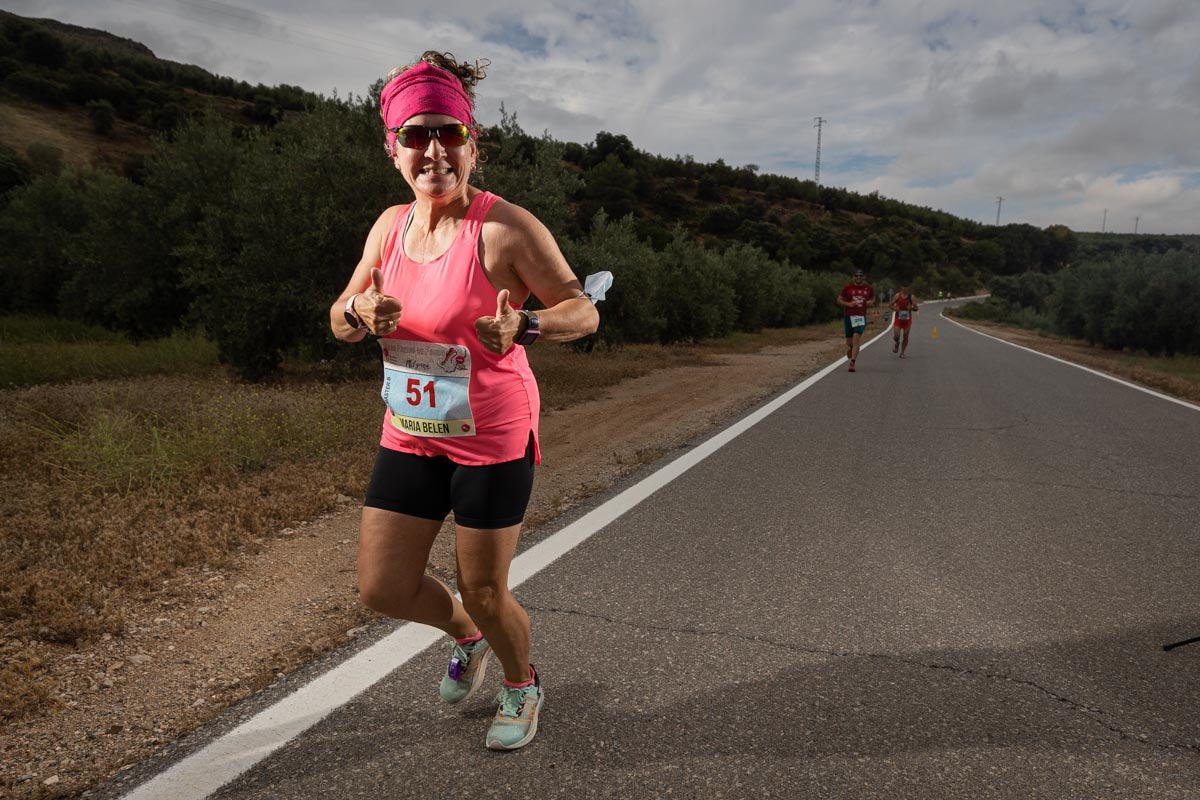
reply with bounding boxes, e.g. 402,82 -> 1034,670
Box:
360,267 -> 403,335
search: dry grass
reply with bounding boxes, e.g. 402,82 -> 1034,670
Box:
528,341 -> 710,409
529,325 -> 845,409
0,98 -> 155,175
0,317 -> 219,388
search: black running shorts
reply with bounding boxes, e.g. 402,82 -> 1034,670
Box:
363,436 -> 536,529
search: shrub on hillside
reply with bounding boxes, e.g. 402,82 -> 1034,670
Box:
24,142 -> 63,178
575,153 -> 637,233
478,108 -> 581,239
4,69 -> 65,104
87,98 -> 116,135
0,142 -> 30,197
18,27 -> 66,68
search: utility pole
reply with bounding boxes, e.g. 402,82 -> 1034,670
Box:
1134,216 -> 1139,234
995,196 -> 1003,225
813,116 -> 826,185
1102,208 -> 1107,233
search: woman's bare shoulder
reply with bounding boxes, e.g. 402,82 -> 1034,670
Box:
482,196 -> 551,244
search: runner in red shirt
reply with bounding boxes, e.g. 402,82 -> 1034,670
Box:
890,285 -> 918,358
836,267 -> 874,372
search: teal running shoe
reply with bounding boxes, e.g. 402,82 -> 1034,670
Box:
485,667 -> 543,750
438,636 -> 491,704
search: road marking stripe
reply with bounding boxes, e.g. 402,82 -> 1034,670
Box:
121,322 -> 891,799
941,311 -> 1200,413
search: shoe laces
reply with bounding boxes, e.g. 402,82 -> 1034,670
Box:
447,639 -> 480,681
493,684 -> 528,719
450,641 -> 471,666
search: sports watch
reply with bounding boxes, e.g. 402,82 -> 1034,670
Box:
515,310 -> 540,346
343,293 -> 364,329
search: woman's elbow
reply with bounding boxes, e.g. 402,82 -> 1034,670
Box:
583,305 -> 600,336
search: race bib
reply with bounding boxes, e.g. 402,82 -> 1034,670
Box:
379,340 -> 476,437
850,315 -> 866,327
898,310 -> 910,320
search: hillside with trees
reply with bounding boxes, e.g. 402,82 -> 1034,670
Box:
3,11 -> 1197,377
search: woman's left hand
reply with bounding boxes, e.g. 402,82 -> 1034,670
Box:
474,289 -> 523,354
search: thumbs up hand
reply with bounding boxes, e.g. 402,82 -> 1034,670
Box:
362,267 -> 402,335
474,289 -> 521,354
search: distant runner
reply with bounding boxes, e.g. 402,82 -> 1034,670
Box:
837,267 -> 874,373
891,286 -> 918,358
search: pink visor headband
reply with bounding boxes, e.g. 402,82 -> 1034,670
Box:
380,62 -> 473,150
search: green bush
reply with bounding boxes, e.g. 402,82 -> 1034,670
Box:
24,142 -> 63,178
18,28 -> 65,68
0,142 -> 30,196
969,251 -> 1200,356
87,99 -> 116,135
4,70 -> 65,104
176,101 -> 399,379
948,298 -> 1012,322
559,212 -> 665,346
0,172 -> 86,312
478,107 -> 581,238
658,234 -> 737,343
60,170 -> 184,338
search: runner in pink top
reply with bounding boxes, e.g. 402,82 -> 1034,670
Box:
376,191 -> 542,466
329,51 -> 598,752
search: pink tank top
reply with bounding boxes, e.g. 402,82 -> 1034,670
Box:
373,191 -> 541,466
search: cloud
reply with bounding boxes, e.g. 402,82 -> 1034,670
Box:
10,0 -> 1200,233
966,55 -> 1059,119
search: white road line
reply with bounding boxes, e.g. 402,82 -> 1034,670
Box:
941,311 -> 1200,413
121,323 -> 892,800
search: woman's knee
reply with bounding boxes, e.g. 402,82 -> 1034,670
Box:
459,581 -> 506,619
357,571 -> 421,615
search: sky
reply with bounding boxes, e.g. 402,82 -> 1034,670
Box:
7,0 -> 1200,234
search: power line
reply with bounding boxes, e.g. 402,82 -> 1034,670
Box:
813,116 -> 825,185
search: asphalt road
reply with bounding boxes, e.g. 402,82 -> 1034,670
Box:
114,303 -> 1200,799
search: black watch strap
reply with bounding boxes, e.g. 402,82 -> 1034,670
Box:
344,294 -> 364,329
515,310 -> 540,346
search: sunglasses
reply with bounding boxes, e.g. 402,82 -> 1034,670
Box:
388,123 -> 472,150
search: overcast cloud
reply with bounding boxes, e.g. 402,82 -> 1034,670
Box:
7,0 -> 1200,233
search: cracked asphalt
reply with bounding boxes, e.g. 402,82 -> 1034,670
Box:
133,306 -> 1200,799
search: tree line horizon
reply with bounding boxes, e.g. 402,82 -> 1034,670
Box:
2,11 -> 1197,377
